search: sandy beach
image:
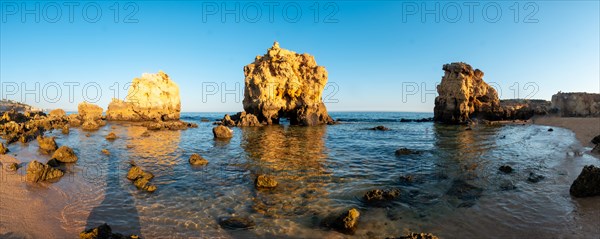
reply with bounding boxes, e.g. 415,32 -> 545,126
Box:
532,116 -> 600,148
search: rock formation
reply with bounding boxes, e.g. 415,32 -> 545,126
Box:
79,223 -> 139,239
255,174 -> 278,189
221,111 -> 262,127
52,146 -> 78,163
551,92 -> 600,117
0,142 -> 8,154
127,162 -> 157,192
322,208 -> 360,235
78,102 -> 105,131
213,125 -> 233,139
189,153 -> 208,166
241,42 -> 333,126
106,71 -> 181,121
570,165 -> 600,197
36,135 -> 57,154
25,160 -> 64,182
434,62 -> 501,124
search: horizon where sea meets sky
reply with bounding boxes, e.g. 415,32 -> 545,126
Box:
1,1 -> 599,112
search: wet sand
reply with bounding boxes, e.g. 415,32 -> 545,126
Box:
532,116 -> 600,148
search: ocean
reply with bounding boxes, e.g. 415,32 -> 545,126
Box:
1,112 -> 599,238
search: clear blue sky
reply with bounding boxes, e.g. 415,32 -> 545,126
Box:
1,1 -> 598,112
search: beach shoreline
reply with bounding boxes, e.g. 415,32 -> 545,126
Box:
531,116 -> 600,149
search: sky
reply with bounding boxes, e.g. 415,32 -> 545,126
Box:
1,1 -> 599,112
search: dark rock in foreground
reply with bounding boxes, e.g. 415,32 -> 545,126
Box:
0,142 -> 8,154
395,148 -> 420,156
79,223 -> 140,239
322,208 -> 360,235
570,165 -> 600,197
527,172 -> 545,183
218,217 -> 255,230
446,180 -> 482,200
499,165 -> 513,174
389,232 -> 439,239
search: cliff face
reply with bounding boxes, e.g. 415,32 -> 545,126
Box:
0,99 -> 33,112
242,42 -> 333,126
106,71 -> 181,121
551,92 -> 600,117
434,62 -> 501,124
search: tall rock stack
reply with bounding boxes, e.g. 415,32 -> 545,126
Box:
106,71 -> 181,121
434,62 -> 501,124
242,42 -> 333,126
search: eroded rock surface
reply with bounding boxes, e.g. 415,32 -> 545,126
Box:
213,125 -> 233,139
434,62 -> 501,124
322,208 -> 360,235
106,71 -> 180,121
552,92 -> 600,117
570,165 -> 600,197
52,146 -> 78,163
241,42 -> 333,126
25,160 -> 64,182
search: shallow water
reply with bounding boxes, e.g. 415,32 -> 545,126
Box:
1,112 -> 599,238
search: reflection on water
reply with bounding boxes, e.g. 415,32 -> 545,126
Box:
1,112 -> 599,238
241,126 -> 331,220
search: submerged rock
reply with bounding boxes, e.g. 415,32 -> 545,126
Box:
255,174 -> 278,189
127,163 -> 156,192
106,71 -> 180,121
499,165 -> 513,174
527,172 -> 545,183
221,112 -> 262,127
446,180 -> 483,200
0,142 -> 8,154
218,217 -> 255,230
189,153 -> 208,166
322,208 -> 360,235
213,125 -> 233,139
370,125 -> 390,131
241,42 -> 333,126
393,232 -> 440,239
395,148 -> 419,156
570,165 -> 600,197
25,160 -> 64,182
36,135 -> 57,154
52,146 -> 78,163
102,149 -> 110,155
363,189 -> 400,204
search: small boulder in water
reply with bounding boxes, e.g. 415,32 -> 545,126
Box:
255,174 -> 278,189
322,208 -> 360,235
62,125 -> 69,134
213,125 -> 233,139
127,163 -> 157,193
592,135 -> 600,145
52,146 -> 78,163
189,153 -> 208,166
370,125 -> 389,131
101,149 -> 110,155
547,128 -> 554,132
570,165 -> 600,197
395,148 -> 419,156
105,132 -> 117,140
499,165 -> 513,174
446,180 -> 482,200
219,217 -> 255,230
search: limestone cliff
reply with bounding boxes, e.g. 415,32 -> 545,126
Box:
434,62 -> 501,124
551,92 -> 600,117
106,71 -> 181,121
242,42 -> 333,126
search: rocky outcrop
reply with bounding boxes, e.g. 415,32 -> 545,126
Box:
48,109 -> 66,118
78,102 -> 105,131
363,189 -> 400,204
241,42 -> 333,126
551,92 -> 600,117
570,165 -> 600,197
497,99 -> 552,120
106,71 -> 180,121
52,146 -> 78,163
1,110 -> 69,144
0,99 -> 34,112
221,112 -> 262,127
36,135 -> 57,154
213,125 -> 233,139
25,160 -> 64,182
0,142 -> 8,154
434,63 -> 501,124
394,232 -> 440,239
